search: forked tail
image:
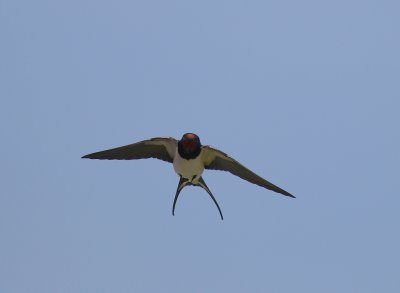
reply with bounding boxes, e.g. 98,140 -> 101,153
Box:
172,176 -> 224,220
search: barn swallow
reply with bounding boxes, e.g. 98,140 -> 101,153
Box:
82,133 -> 294,220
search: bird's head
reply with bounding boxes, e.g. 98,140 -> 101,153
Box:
178,133 -> 202,159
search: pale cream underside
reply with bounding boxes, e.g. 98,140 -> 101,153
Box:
173,148 -> 205,183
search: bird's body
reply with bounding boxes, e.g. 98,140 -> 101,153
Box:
173,148 -> 204,184
82,133 -> 294,220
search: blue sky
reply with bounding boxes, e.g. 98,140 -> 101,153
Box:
1,0 -> 399,292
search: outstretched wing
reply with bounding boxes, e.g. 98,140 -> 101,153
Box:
82,137 -> 177,163
201,145 -> 294,198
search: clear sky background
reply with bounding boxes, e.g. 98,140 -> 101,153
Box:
1,0 -> 399,292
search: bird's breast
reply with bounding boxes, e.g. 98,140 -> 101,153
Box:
173,149 -> 205,181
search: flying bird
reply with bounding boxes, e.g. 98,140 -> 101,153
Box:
82,133 -> 294,220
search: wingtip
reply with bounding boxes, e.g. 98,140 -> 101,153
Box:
279,189 -> 295,198
82,154 -> 98,159
286,192 -> 295,198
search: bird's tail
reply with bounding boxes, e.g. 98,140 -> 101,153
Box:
197,177 -> 224,220
172,176 -> 191,217
172,176 -> 224,220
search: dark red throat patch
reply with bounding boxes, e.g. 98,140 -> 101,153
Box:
182,140 -> 197,150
